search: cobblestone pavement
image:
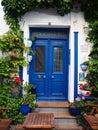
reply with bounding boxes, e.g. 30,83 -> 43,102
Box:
10,125 -> 16,130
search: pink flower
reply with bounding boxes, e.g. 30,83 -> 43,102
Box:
86,91 -> 91,95
84,84 -> 88,87
83,113 -> 87,117
82,96 -> 85,100
91,86 -> 96,89
75,97 -> 80,102
79,85 -> 83,90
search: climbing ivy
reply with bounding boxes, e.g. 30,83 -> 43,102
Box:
80,1 -> 98,97
1,0 -> 73,27
81,0 -> 98,22
85,21 -> 98,97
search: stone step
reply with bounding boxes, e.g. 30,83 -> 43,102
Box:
39,111 -> 76,124
37,101 -> 77,124
39,111 -> 75,119
39,107 -> 68,112
37,101 -> 69,108
15,102 -> 82,130
15,123 -> 83,130
15,124 -> 24,130
55,123 -> 83,130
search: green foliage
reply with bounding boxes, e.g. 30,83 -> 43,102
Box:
73,97 -> 94,126
76,106 -> 91,126
1,0 -> 73,24
0,29 -> 25,52
81,0 -> 98,22
0,57 -> 12,78
21,83 -> 36,109
0,81 -> 36,124
0,84 -> 11,106
0,82 -> 24,124
0,28 -> 28,78
4,97 -> 25,124
85,21 -> 98,97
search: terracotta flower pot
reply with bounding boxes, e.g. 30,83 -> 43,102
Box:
8,51 -> 19,58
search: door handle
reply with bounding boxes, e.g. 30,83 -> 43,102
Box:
38,75 -> 41,79
51,75 -> 54,79
43,75 -> 46,79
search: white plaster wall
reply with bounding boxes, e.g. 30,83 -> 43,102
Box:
0,2 -> 9,35
0,2 -> 9,57
19,9 -> 89,102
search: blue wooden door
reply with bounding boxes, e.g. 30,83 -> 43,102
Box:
29,39 -> 69,101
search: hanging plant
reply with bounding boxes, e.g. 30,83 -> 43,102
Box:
0,29 -> 25,52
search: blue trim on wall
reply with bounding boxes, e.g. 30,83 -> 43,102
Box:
19,31 -> 24,80
74,32 -> 78,100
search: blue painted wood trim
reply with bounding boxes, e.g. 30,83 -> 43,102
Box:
19,31 -> 24,80
74,32 -> 78,100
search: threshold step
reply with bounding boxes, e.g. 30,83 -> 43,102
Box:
54,112 -> 76,119
37,102 -> 69,108
55,123 -> 83,130
39,112 -> 75,119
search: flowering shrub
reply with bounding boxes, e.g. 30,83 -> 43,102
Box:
13,76 -> 23,85
73,96 -> 85,108
9,76 -> 23,97
9,76 -> 23,87
79,83 -> 95,92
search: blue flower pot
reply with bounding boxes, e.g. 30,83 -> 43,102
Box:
80,64 -> 87,71
69,106 -> 80,116
20,104 -> 30,115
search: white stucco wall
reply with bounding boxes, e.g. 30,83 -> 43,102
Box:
19,9 -> 89,102
0,2 -> 9,35
0,2 -> 9,57
0,2 -> 90,102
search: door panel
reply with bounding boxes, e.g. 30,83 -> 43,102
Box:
29,40 -> 48,99
48,40 -> 68,100
29,39 -> 68,101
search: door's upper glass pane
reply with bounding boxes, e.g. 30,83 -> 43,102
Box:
54,47 -> 62,72
31,31 -> 66,39
35,46 -> 44,72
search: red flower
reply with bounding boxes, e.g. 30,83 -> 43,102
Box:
91,86 -> 96,89
86,91 -> 91,95
79,85 -> 83,90
83,113 -> 87,117
84,84 -> 88,87
14,77 -> 22,83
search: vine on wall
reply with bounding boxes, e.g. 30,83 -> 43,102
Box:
81,0 -> 98,97
1,0 -> 73,25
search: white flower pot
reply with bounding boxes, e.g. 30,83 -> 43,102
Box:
81,90 -> 91,96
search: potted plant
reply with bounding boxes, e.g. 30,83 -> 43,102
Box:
20,83 -> 36,115
79,83 -> 96,96
69,96 -> 85,116
8,76 -> 23,97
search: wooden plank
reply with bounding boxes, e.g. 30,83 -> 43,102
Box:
23,113 -> 55,129
0,107 -> 11,117
84,115 -> 98,130
0,118 -> 12,130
